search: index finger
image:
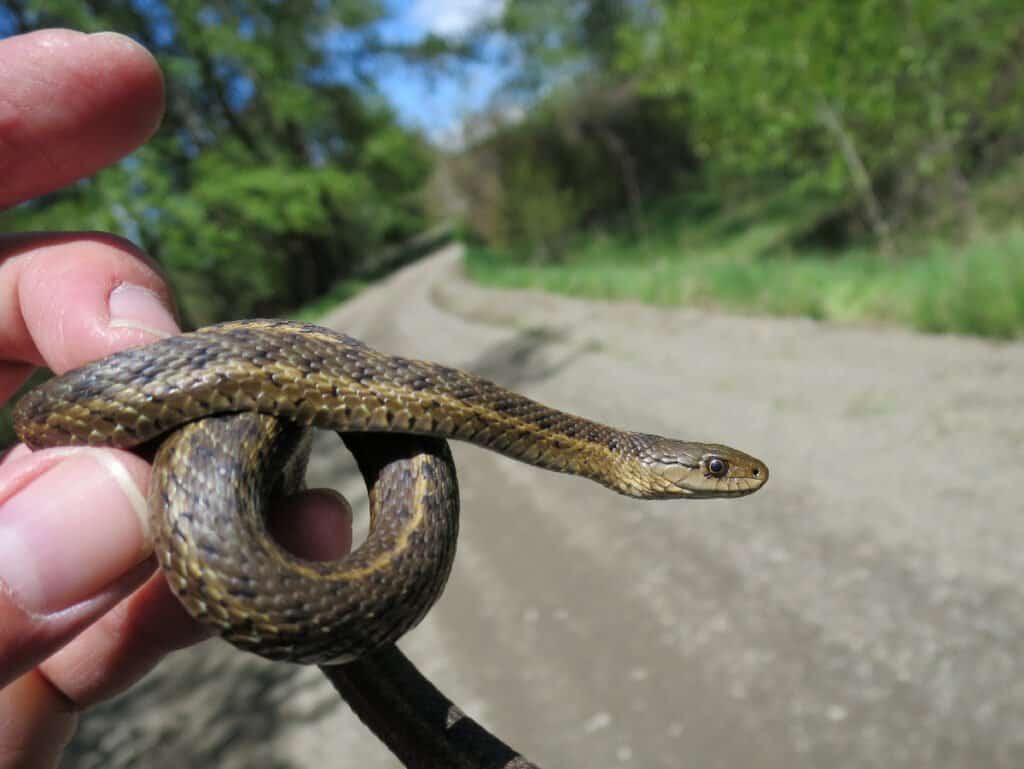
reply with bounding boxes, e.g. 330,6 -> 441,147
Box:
0,29 -> 164,209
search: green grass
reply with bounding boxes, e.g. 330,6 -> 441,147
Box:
464,227 -> 1024,340
291,279 -> 371,322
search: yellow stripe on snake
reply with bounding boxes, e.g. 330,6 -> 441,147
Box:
14,319 -> 768,768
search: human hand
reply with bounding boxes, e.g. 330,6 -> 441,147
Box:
0,29 -> 350,769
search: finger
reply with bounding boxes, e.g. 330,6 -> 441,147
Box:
0,29 -> 164,209
37,490 -> 354,707
0,232 -> 179,403
0,670 -> 76,769
37,572 -> 207,708
0,448 -> 153,688
269,488 -> 354,561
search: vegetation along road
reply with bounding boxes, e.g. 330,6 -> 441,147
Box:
64,245 -> 1023,769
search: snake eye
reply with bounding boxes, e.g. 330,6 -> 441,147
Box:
706,457 -> 728,478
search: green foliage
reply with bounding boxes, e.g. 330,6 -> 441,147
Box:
447,81 -> 701,261
448,1 -> 699,261
500,155 -> 579,261
450,0 -> 1024,260
500,0 -> 635,83
620,0 -> 1024,233
0,0 -> 439,325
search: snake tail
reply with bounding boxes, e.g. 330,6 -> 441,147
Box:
323,645 -> 541,769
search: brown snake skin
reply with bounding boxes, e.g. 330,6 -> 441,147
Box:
13,318 -> 768,767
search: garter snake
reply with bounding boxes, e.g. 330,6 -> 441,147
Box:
13,318 -> 768,764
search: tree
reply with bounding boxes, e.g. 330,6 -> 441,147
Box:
0,1 -> 441,324
620,0 -> 1024,246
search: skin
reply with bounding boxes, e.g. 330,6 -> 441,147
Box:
0,29 -> 352,769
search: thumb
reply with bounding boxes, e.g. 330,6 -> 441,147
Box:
0,447 -> 153,688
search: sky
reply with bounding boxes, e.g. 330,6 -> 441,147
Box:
405,0 -> 504,37
374,0 -> 510,143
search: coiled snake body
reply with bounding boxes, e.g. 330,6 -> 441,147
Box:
14,319 -> 768,767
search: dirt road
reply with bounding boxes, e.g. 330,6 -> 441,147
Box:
65,244 -> 1024,769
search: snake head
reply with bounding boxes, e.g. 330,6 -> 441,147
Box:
628,437 -> 769,499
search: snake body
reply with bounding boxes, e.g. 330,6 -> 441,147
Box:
13,319 -> 768,764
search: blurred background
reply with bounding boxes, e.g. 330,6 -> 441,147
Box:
2,0 -> 1022,336
2,2 -> 1023,769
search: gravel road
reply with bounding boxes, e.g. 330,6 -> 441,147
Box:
64,244 -> 1024,769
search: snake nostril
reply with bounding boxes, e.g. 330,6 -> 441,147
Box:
752,468 -> 759,477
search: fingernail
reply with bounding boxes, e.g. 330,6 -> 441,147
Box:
108,283 -> 177,338
89,31 -> 146,51
0,452 -> 150,615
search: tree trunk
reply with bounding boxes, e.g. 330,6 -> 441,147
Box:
816,101 -> 894,256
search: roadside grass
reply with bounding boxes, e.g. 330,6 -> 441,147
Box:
291,278 -> 370,322
464,225 -> 1024,340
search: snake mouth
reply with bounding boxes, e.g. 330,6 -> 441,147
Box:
715,475 -> 768,496
672,476 -> 766,499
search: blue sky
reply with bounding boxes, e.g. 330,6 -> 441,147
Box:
374,0 -> 510,142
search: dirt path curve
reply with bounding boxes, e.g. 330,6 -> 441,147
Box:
65,244 -> 1024,769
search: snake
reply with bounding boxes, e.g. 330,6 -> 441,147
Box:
13,318 -> 768,767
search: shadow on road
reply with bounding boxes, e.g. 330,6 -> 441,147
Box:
62,645 -> 339,769
465,325 -> 598,389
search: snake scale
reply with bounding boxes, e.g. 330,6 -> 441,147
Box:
13,318 -> 768,768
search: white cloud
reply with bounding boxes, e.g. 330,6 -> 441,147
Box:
410,0 -> 505,38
